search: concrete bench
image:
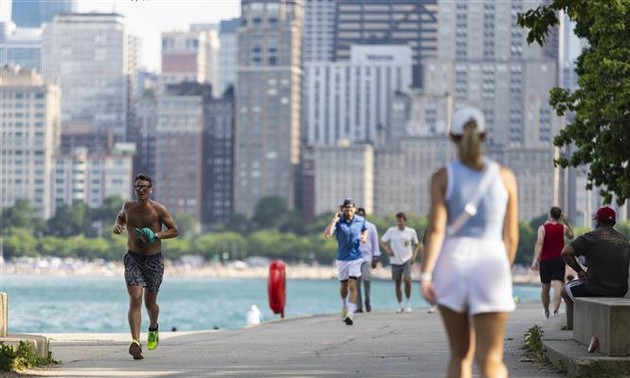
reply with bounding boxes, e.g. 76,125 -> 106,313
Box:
0,292 -> 50,359
574,297 -> 630,356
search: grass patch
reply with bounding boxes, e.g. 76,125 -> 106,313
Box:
523,325 -> 546,361
0,341 -> 57,372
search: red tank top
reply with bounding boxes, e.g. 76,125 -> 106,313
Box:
540,223 -> 565,261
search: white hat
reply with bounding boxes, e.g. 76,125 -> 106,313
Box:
450,106 -> 485,135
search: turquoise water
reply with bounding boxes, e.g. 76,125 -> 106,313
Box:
2,275 -> 539,333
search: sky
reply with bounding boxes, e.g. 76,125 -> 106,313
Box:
2,0 -> 241,72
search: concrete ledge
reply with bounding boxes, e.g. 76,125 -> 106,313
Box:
574,297 -> 630,356
0,334 -> 50,359
545,338 -> 630,377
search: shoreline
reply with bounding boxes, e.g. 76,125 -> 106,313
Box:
0,256 -> 541,284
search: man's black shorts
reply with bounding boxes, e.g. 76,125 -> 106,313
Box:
124,251 -> 164,292
539,257 -> 566,284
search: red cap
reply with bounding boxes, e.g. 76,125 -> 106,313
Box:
594,206 -> 616,222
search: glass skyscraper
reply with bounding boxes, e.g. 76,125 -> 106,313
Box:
12,0 -> 76,27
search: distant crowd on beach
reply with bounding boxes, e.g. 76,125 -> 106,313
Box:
2,256 -> 540,283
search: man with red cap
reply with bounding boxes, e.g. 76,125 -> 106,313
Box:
560,206 -> 630,330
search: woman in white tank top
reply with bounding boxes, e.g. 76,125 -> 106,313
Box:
420,107 -> 519,378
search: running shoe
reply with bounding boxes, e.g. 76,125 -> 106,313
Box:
147,327 -> 159,350
129,340 -> 143,360
341,307 -> 348,321
404,306 -> 412,313
344,313 -> 354,326
396,307 -> 404,313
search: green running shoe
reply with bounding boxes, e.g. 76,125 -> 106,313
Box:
341,308 -> 348,321
147,327 -> 159,350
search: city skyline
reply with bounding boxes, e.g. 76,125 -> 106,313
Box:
2,0 -> 240,72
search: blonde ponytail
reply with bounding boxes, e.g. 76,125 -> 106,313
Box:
457,121 -> 483,168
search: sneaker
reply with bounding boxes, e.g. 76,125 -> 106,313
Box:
404,306 -> 412,313
427,306 -> 437,314
544,311 -> 550,319
341,307 -> 348,321
147,326 -> 159,350
344,313 -> 354,326
355,309 -> 363,313
129,340 -> 143,360
396,307 -> 404,313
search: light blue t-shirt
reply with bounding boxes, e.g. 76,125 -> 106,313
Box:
334,215 -> 367,261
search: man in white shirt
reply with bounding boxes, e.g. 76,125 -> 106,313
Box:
356,207 -> 381,312
380,212 -> 419,313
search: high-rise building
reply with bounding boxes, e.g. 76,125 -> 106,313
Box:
53,144 -> 135,209
0,65 -> 60,219
0,22 -> 42,72
411,0 -> 563,221
302,0 -> 336,63
154,83 -> 213,224
161,28 -> 220,97
202,88 -> 235,227
235,0 -> 304,217
301,141 -> 374,219
218,18 -> 240,95
334,0 -> 438,88
11,0 -> 76,28
304,45 -> 413,146
41,13 -> 138,142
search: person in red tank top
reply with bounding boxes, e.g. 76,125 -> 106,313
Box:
531,207 -> 574,318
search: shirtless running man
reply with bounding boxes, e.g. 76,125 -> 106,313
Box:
113,173 -> 179,360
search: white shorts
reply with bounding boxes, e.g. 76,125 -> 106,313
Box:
433,237 -> 515,315
336,259 -> 363,281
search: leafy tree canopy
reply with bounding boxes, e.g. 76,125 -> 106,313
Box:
518,0 -> 630,205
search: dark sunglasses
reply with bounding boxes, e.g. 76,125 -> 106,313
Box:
135,185 -> 151,191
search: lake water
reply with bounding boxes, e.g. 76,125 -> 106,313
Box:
1,275 -> 540,333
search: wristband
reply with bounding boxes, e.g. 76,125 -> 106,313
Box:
420,272 -> 433,283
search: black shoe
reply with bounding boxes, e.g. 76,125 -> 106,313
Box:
344,315 -> 354,326
366,303 -> 371,312
355,309 -> 363,313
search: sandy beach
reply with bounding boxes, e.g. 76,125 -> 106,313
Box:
0,256 -> 541,283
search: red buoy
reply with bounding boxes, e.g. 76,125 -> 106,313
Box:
268,260 -> 286,318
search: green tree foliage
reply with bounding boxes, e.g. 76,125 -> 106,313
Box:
518,1 -> 630,205
173,212 -> 197,238
515,222 -> 537,265
0,199 -> 46,235
252,196 -> 288,231
46,203 -> 91,237
90,196 -> 123,223
3,228 -> 38,259
193,232 -> 246,261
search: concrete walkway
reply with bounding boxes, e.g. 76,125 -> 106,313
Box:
18,303 -> 567,377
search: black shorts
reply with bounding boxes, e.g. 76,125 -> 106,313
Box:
539,257 -> 565,284
565,279 -> 598,301
124,251 -> 164,292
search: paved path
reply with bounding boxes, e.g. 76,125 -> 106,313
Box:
20,303 -> 562,377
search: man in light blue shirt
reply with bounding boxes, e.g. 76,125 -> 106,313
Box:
324,198 -> 367,325
356,207 -> 381,313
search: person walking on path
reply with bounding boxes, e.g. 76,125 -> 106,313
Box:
560,206 -> 630,330
531,207 -> 574,318
324,198 -> 368,325
421,106 -> 519,378
113,173 -> 179,360
380,212 -> 419,313
356,207 -> 381,313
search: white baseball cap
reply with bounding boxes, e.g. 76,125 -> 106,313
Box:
450,106 -> 485,135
